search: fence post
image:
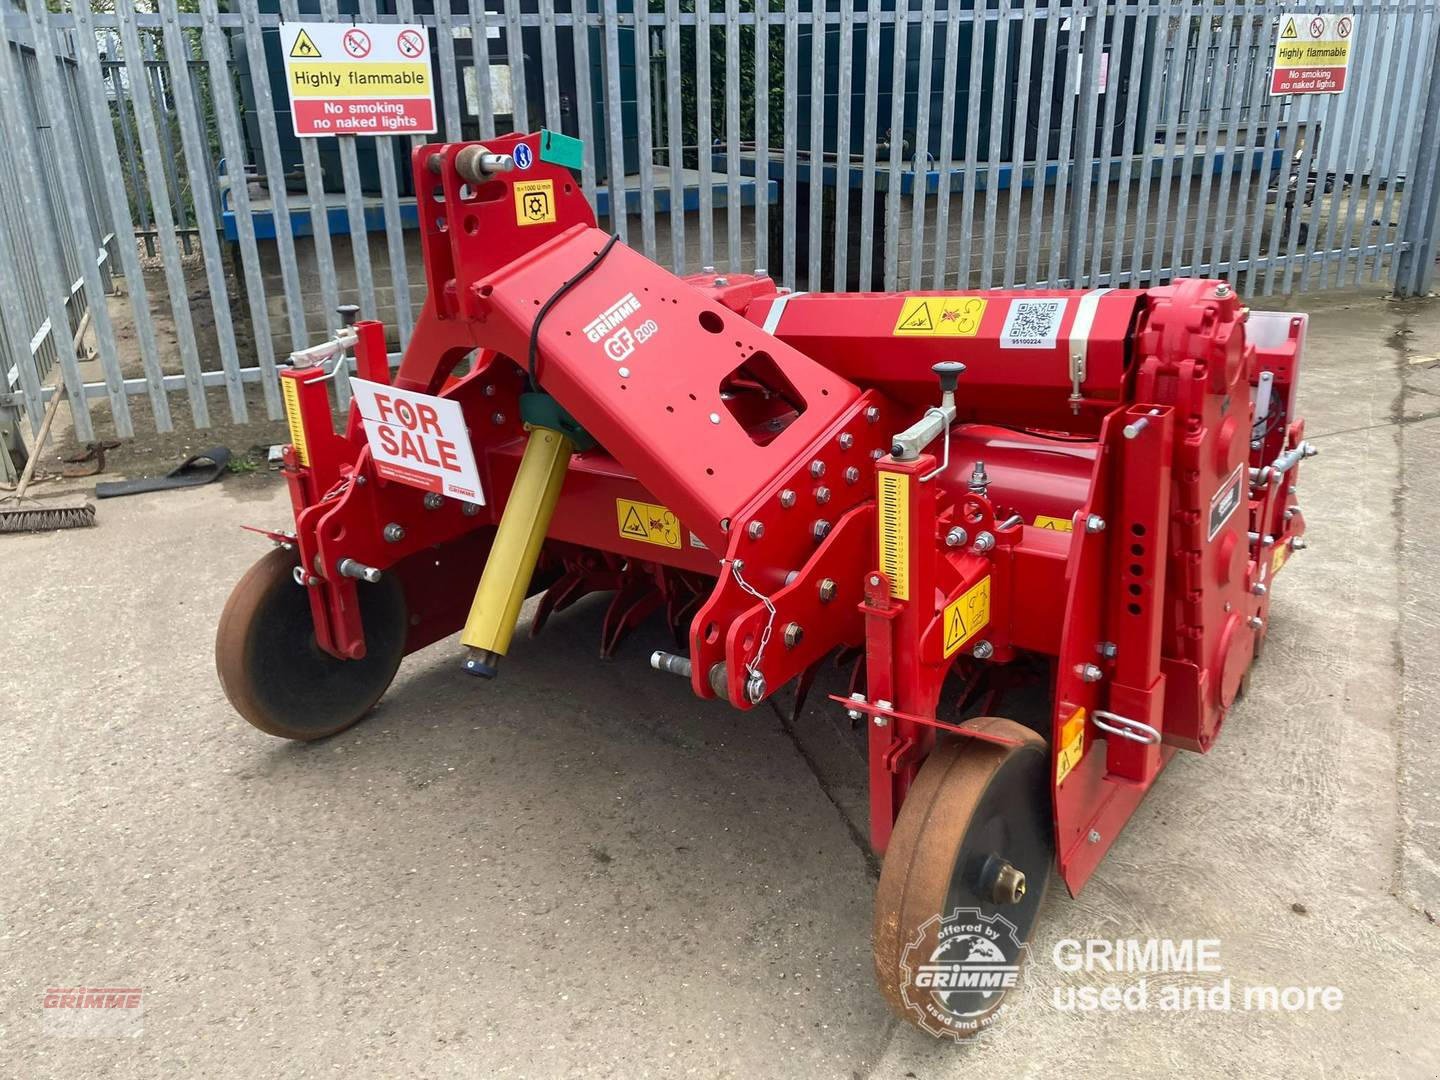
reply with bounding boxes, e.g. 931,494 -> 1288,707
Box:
1395,22 -> 1440,297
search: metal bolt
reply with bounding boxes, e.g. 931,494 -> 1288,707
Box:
1284,507 -> 1299,521
1084,514 -> 1106,533
491,411 -> 506,425
972,531 -> 995,553
814,485 -> 831,505
423,492 -> 444,510
779,488 -> 797,508
383,522 -> 406,543
838,432 -> 855,450
709,412 -> 721,424
809,459 -> 826,478
783,622 -> 805,649
989,860 -> 1027,905
844,466 -> 860,485
871,449 -> 884,461
1302,442 -> 1318,458
972,640 -> 994,660
618,366 -> 631,378
873,699 -> 893,728
720,517 -> 731,533
1288,484 -> 1297,495
1077,663 -> 1104,683
865,406 -> 881,424
1088,830 -> 1102,844
702,264 -> 716,274
754,266 -> 768,277
354,474 -> 367,486
1252,582 -> 1268,596
1247,616 -> 1264,630
745,672 -> 767,704
1215,282 -> 1232,298
337,558 -> 383,583
812,519 -> 832,541
714,276 -> 729,287
968,460 -> 990,495
1097,641 -> 1118,659
483,383 -> 496,397
1292,537 -> 1308,550
462,502 -> 480,517
747,520 -> 765,540
817,578 -> 837,603
945,526 -> 969,548
846,692 -> 866,721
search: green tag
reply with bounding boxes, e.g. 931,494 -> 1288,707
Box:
538,128 -> 584,172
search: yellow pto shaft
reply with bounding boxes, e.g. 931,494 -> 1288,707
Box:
461,424 -> 574,677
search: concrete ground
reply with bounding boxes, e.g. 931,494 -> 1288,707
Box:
2,289 -> 1439,1078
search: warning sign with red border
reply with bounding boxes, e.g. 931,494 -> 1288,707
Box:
1269,12 -> 1356,95
279,22 -> 437,137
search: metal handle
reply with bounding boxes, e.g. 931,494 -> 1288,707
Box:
1091,709 -> 1161,745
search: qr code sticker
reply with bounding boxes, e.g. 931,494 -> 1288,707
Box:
1000,298 -> 1067,349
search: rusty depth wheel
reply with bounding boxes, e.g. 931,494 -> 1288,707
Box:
873,718 -> 1052,1039
215,547 -> 407,741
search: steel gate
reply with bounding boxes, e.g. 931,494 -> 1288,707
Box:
1,0 -> 1438,450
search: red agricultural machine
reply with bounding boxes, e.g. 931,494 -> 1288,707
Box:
216,130 -> 1312,1036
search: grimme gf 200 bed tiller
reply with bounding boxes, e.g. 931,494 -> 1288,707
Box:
216,131 -> 1312,1036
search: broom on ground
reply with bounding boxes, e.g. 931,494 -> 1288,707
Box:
0,382 -> 96,533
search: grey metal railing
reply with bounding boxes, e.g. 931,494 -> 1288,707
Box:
0,0 -> 1437,448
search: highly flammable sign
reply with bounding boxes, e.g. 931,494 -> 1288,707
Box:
1270,12 -> 1356,95
280,23 -> 437,137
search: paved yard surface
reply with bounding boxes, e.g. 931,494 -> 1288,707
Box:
2,289 -> 1438,1078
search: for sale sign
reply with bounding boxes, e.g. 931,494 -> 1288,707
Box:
1270,12 -> 1355,95
279,23 -> 437,137
349,379 -> 485,506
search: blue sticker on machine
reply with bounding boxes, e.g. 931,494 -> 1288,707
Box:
1207,464 -> 1245,541
513,142 -> 533,170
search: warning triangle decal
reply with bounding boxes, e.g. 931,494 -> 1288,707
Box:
944,606 -> 968,653
620,506 -> 648,539
290,29 -> 322,58
1280,17 -> 1298,39
899,303 -> 933,331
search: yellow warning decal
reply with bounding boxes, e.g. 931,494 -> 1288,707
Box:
892,296 -> 987,337
1056,707 -> 1086,784
615,498 -> 681,549
942,575 -> 991,658
281,376 -> 309,467
514,179 -> 556,226
1033,515 -> 1074,532
289,28 -> 321,58
1280,16 -> 1298,39
877,472 -> 911,600
1271,542 -> 1290,575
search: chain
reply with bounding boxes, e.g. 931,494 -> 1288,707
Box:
728,558 -> 776,682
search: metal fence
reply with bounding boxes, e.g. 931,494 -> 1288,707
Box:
2,0 -> 1439,451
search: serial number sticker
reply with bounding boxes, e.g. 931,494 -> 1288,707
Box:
1033,514 -> 1074,532
892,296 -> 987,337
942,576 -> 991,658
1207,463 -> 1245,541
616,498 -> 681,549
513,178 -> 556,225
1000,297 -> 1067,350
1056,707 -> 1086,784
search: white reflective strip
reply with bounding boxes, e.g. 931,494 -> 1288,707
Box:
761,291 -> 808,335
1067,288 -> 1113,363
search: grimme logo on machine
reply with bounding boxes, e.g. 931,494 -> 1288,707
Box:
584,292 -> 659,363
583,293 -> 642,343
900,908 -> 1031,1039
